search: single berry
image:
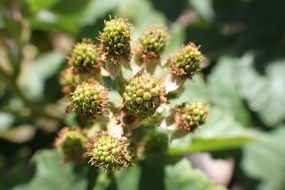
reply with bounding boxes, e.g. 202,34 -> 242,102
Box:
55,127 -> 87,162
69,80 -> 108,118
69,39 -> 99,72
168,43 -> 204,78
123,74 -> 165,119
59,67 -> 98,95
59,67 -> 80,94
175,102 -> 208,132
86,132 -> 133,171
137,26 -> 169,62
99,17 -> 133,64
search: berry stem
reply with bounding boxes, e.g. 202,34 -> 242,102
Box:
116,70 -> 127,95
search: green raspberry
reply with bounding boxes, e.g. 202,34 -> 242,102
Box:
55,127 -> 87,163
123,74 -> 165,119
69,80 -> 108,119
137,26 -> 169,61
69,39 -> 99,72
168,43 -> 204,78
100,17 -> 133,64
175,102 -> 208,132
87,132 -> 133,171
59,67 -> 80,94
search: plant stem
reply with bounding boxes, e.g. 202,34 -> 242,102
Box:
116,70 -> 126,95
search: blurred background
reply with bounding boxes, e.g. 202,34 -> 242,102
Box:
0,0 -> 285,190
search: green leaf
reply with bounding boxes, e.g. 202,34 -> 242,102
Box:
188,0 -> 215,22
13,150 -> 87,190
236,54 -> 285,126
242,126 -> 285,190
18,51 -> 64,100
169,76 -> 209,108
114,166 -> 141,190
81,0 -> 119,25
162,24 -> 186,61
208,56 -> 251,126
28,0 -> 60,12
168,106 -> 264,155
108,90 -> 122,107
0,112 -> 14,131
118,0 -> 165,34
165,159 -> 225,190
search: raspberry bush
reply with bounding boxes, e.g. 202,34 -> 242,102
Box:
57,17 -> 208,171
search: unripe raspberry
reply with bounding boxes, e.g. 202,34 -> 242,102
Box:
59,67 -> 80,94
69,80 -> 108,119
87,132 -> 133,171
137,26 -> 169,62
100,17 -> 133,64
55,127 -> 87,162
123,74 -> 165,119
168,43 -> 204,78
69,39 -> 99,72
175,102 -> 208,132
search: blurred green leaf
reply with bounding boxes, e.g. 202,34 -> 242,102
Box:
165,159 -> 225,190
28,0 -> 60,12
35,51 -> 64,81
242,126 -> 285,190
18,51 -> 64,100
114,166 -> 141,190
162,24 -> 186,61
13,150 -> 87,190
236,54 -> 285,126
0,125 -> 35,143
169,76 -> 209,107
208,57 -> 251,126
108,90 -> 122,107
188,0 -> 215,21
118,0 -> 165,34
169,106 -> 264,155
0,112 -> 14,131
0,148 -> 34,190
81,0 -> 119,25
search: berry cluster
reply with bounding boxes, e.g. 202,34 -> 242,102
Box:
87,132 -> 133,170
70,40 -> 99,72
168,43 -> 204,78
136,26 -> 169,62
123,74 -> 165,118
55,127 -> 87,162
69,80 -> 108,119
100,17 -> 132,64
175,102 -> 208,132
56,16 -> 208,171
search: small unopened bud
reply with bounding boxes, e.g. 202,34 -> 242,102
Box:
175,102 -> 208,132
69,80 -> 108,119
87,131 -> 133,171
168,43 -> 204,78
55,127 -> 87,163
123,74 -> 166,119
